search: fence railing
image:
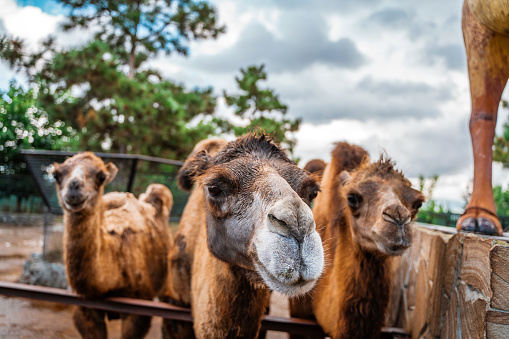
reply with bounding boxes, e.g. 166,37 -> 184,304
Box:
417,210 -> 509,230
0,281 -> 411,338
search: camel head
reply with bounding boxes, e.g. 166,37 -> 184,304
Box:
180,135 -> 324,296
52,152 -> 118,213
339,156 -> 424,256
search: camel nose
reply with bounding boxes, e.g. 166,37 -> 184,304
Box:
68,179 -> 84,192
267,197 -> 316,242
382,204 -> 411,227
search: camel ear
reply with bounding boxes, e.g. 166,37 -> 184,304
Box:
105,162 -> 118,183
177,150 -> 212,192
51,162 -> 60,173
339,170 -> 351,186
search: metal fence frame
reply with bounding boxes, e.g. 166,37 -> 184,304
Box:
0,281 -> 410,338
21,149 -> 184,214
7,150 -> 411,337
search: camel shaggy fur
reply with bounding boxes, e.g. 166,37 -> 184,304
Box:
53,152 -> 173,339
457,0 -> 509,235
291,142 -> 424,339
164,135 -> 324,338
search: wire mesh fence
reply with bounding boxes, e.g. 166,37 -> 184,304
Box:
11,150 -> 187,262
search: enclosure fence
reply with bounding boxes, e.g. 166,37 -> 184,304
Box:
19,149 -> 187,259
0,281 -> 411,338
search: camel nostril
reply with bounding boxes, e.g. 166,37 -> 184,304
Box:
268,213 -> 288,227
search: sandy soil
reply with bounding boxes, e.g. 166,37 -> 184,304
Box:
0,225 -> 289,338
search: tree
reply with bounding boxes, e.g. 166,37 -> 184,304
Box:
32,40 -> 223,158
224,64 -> 301,159
0,81 -> 77,212
0,81 -> 77,172
493,99 -> 509,167
493,185 -> 509,217
0,0 -> 228,159
417,174 -> 443,213
60,0 -> 225,78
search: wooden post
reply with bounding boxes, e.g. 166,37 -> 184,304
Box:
388,224 -> 509,338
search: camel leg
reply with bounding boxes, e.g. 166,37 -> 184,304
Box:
72,306 -> 107,339
121,314 -> 152,339
456,1 -> 509,235
289,294 -> 316,339
162,319 -> 195,339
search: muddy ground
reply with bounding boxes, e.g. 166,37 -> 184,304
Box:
0,225 -> 289,338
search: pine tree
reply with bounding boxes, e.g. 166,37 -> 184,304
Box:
224,64 -> 301,159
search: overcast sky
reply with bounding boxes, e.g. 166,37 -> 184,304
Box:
1,0 -> 509,211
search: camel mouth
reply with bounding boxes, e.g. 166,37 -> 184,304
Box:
373,235 -> 411,256
64,196 -> 88,210
254,258 -> 317,297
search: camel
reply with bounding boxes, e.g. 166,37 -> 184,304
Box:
290,142 -> 425,339
52,152 -> 173,339
303,159 -> 327,177
163,134 -> 324,338
457,0 -> 509,235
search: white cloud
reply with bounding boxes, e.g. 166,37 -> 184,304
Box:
3,0 -> 509,210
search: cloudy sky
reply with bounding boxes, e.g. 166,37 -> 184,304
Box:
1,0 -> 509,211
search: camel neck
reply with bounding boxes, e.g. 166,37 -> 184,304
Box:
63,198 -> 105,296
335,232 -> 393,338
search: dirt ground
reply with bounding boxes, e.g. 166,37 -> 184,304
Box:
0,225 -> 289,338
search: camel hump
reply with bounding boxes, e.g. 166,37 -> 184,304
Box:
177,138 -> 228,191
331,142 -> 369,173
303,159 -> 327,174
468,0 -> 509,35
103,192 -> 129,210
139,183 -> 173,218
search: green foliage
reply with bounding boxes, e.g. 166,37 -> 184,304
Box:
417,174 -> 443,213
35,40 -> 222,159
0,81 -> 77,173
224,64 -> 301,159
59,0 -> 225,77
494,100 -> 509,167
493,185 -> 509,217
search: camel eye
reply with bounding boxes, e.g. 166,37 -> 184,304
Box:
96,171 -> 107,185
53,171 -> 61,184
347,193 -> 362,210
413,200 -> 423,210
309,189 -> 318,201
208,185 -> 222,197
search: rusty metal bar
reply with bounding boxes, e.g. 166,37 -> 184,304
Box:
20,149 -> 184,166
0,281 -> 410,337
0,281 -> 192,322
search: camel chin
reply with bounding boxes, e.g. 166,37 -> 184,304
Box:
253,229 -> 324,297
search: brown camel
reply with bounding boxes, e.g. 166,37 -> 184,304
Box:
164,134 -> 324,338
457,0 -> 509,235
290,142 -> 424,339
52,152 -> 173,339
303,159 -> 327,177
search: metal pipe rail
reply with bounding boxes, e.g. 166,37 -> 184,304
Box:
0,281 -> 410,337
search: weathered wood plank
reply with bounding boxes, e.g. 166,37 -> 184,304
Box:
440,286 -> 459,339
459,234 -> 492,298
443,233 -> 464,299
486,310 -> 509,339
389,224 -> 509,338
458,281 -> 488,339
491,244 -> 509,311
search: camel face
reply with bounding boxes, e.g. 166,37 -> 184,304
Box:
340,158 -> 424,256
53,152 -> 118,213
187,136 -> 324,296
